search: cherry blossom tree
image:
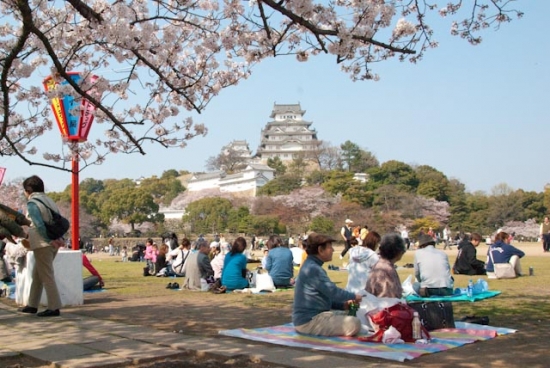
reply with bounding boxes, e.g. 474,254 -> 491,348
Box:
0,0 -> 523,173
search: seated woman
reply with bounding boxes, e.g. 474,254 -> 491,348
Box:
346,231 -> 380,293
365,233 -> 406,298
453,233 -> 486,275
486,231 -> 525,278
413,233 -> 454,296
169,238 -> 191,277
221,237 -> 249,291
154,244 -> 169,276
293,233 -> 362,337
265,235 -> 294,287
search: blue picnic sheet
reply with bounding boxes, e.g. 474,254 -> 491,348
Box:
406,290 -> 501,303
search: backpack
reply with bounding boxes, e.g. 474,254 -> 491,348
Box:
31,198 -> 70,240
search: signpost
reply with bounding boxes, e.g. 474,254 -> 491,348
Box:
43,72 -> 100,250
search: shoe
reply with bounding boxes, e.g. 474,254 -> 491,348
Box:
166,282 -> 173,289
18,306 -> 38,314
1,277 -> 12,283
171,282 -> 180,289
37,309 -> 60,317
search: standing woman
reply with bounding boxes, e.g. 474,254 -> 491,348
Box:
19,175 -> 65,317
221,237 -> 249,291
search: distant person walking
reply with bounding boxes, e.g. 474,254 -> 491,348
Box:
108,237 -> 114,256
540,216 -> 550,252
340,219 -> 354,260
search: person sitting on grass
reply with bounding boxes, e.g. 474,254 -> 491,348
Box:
365,233 -> 406,299
413,233 -> 454,296
346,231 -> 380,294
453,233 -> 486,275
221,237 -> 249,291
486,231 -> 525,278
183,239 -> 214,290
265,235 -> 294,288
292,233 -> 362,337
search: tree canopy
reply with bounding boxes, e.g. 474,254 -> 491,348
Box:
0,0 -> 522,173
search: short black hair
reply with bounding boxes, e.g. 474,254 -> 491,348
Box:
22,175 -> 45,194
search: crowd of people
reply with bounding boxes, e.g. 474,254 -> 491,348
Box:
0,179 -> 536,337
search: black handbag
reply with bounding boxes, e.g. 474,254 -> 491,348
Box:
408,301 -> 455,331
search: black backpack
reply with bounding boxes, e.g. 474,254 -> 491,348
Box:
31,198 -> 70,240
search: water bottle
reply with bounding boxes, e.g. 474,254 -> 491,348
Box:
412,312 -> 422,340
467,279 -> 474,298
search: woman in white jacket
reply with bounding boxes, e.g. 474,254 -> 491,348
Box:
346,231 -> 381,293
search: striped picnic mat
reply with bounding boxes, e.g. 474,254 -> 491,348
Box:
219,322 -> 516,362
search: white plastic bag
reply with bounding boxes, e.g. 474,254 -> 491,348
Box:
382,326 -> 404,344
401,275 -> 417,297
356,291 -> 402,334
255,272 -> 276,292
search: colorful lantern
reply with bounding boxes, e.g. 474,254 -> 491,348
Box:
43,72 -> 100,142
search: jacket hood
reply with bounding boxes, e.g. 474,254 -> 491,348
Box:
349,246 -> 376,263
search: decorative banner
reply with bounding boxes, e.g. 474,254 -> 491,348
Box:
43,72 -> 101,142
0,167 -> 5,185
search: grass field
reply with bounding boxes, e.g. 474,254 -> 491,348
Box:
83,241 -> 550,327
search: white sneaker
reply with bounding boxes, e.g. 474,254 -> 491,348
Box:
339,255 -> 343,260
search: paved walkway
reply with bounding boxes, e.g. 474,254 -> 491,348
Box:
0,303 -> 399,368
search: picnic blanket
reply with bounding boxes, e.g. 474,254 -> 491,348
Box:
219,322 -> 516,362
406,290 -> 501,303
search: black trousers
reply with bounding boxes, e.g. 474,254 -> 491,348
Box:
543,234 -> 550,252
341,240 -> 351,257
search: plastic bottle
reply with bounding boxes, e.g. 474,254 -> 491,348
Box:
412,312 -> 422,340
467,279 -> 474,298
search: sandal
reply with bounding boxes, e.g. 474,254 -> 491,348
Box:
213,286 -> 226,294
171,282 -> 180,290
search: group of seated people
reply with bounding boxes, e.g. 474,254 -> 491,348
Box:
146,234 -> 298,292
293,229 -> 525,338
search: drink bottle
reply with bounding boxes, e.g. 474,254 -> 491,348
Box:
412,312 -> 422,340
467,279 -> 474,298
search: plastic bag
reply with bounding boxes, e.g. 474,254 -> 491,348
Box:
401,275 -> 418,297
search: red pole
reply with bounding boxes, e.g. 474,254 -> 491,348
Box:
71,153 -> 79,250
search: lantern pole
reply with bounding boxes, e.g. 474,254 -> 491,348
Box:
71,150 -> 79,250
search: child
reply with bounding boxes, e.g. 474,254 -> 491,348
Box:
121,245 -> 128,262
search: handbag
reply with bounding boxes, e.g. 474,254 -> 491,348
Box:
489,249 -> 516,279
360,303 -> 430,343
30,198 -> 70,240
408,301 -> 455,331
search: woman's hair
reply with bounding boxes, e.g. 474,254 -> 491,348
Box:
159,244 -> 168,255
494,232 -> 509,243
378,233 -> 406,261
362,231 -> 381,251
180,238 -> 191,248
231,237 -> 247,254
22,175 -> 44,194
266,235 -> 282,250
349,237 -> 359,246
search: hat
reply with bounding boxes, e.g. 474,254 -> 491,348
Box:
418,233 -> 435,248
308,234 -> 336,246
345,219 -> 353,224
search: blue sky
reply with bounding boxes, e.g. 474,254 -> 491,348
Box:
2,1 -> 548,194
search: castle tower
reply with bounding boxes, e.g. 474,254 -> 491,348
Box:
256,103 -> 319,163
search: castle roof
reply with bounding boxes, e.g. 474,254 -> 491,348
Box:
270,103 -> 305,118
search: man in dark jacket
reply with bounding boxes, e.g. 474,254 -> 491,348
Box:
453,233 -> 486,275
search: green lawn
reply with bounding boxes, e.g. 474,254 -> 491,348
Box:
83,241 -> 549,328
